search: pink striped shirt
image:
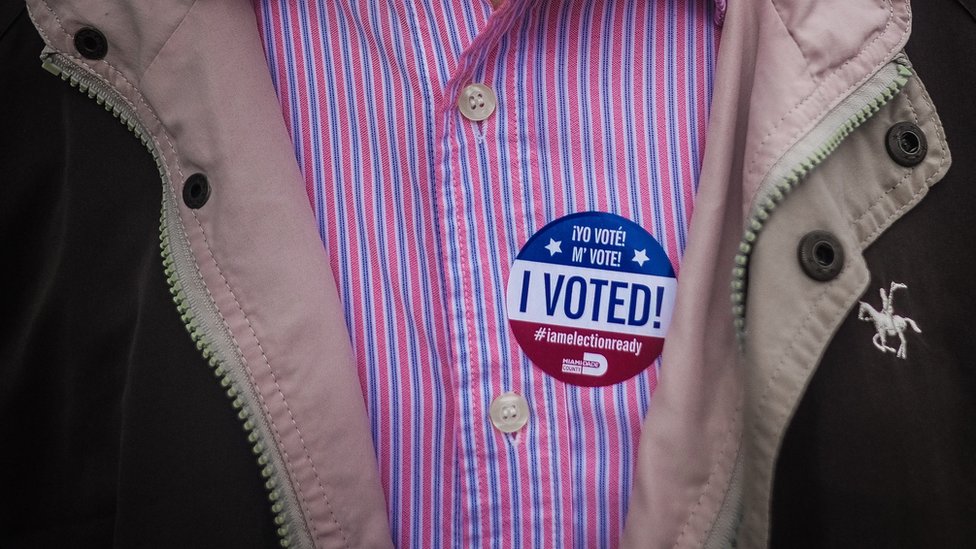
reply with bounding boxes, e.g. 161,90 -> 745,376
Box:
255,0 -> 719,546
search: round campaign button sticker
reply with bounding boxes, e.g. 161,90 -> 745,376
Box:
506,212 -> 677,387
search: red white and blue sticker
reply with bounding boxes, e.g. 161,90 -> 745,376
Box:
507,212 -> 676,387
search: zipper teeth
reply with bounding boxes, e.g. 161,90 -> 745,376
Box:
45,56 -> 294,548
730,63 -> 913,339
161,223 -> 292,546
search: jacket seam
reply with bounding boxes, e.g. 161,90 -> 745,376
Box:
849,81 -> 918,234
26,0 -> 59,46
855,77 -> 949,246
768,0 -> 816,82
672,397 -> 741,548
188,209 -> 350,546
746,0 -> 899,186
751,278 -> 858,546
139,0 -> 197,86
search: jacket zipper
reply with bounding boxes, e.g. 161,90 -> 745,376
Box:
706,57 -> 913,548
40,52 -> 305,548
730,58 -> 913,339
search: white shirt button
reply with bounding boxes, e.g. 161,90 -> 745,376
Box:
457,83 -> 497,122
490,392 -> 529,434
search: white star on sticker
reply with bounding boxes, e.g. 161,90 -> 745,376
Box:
632,248 -> 649,267
544,238 -> 563,256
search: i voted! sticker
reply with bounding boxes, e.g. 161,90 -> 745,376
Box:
506,212 -> 676,387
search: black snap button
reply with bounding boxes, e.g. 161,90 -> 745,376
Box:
182,174 -> 211,209
885,122 -> 927,167
74,27 -> 108,60
798,230 -> 844,282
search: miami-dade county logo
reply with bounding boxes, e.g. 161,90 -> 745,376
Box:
506,212 -> 676,387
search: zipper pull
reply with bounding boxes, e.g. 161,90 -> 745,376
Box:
39,46 -> 62,76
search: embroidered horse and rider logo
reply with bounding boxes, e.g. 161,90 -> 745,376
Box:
857,281 -> 921,359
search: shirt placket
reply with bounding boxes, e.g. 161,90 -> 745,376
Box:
429,1 -> 572,547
